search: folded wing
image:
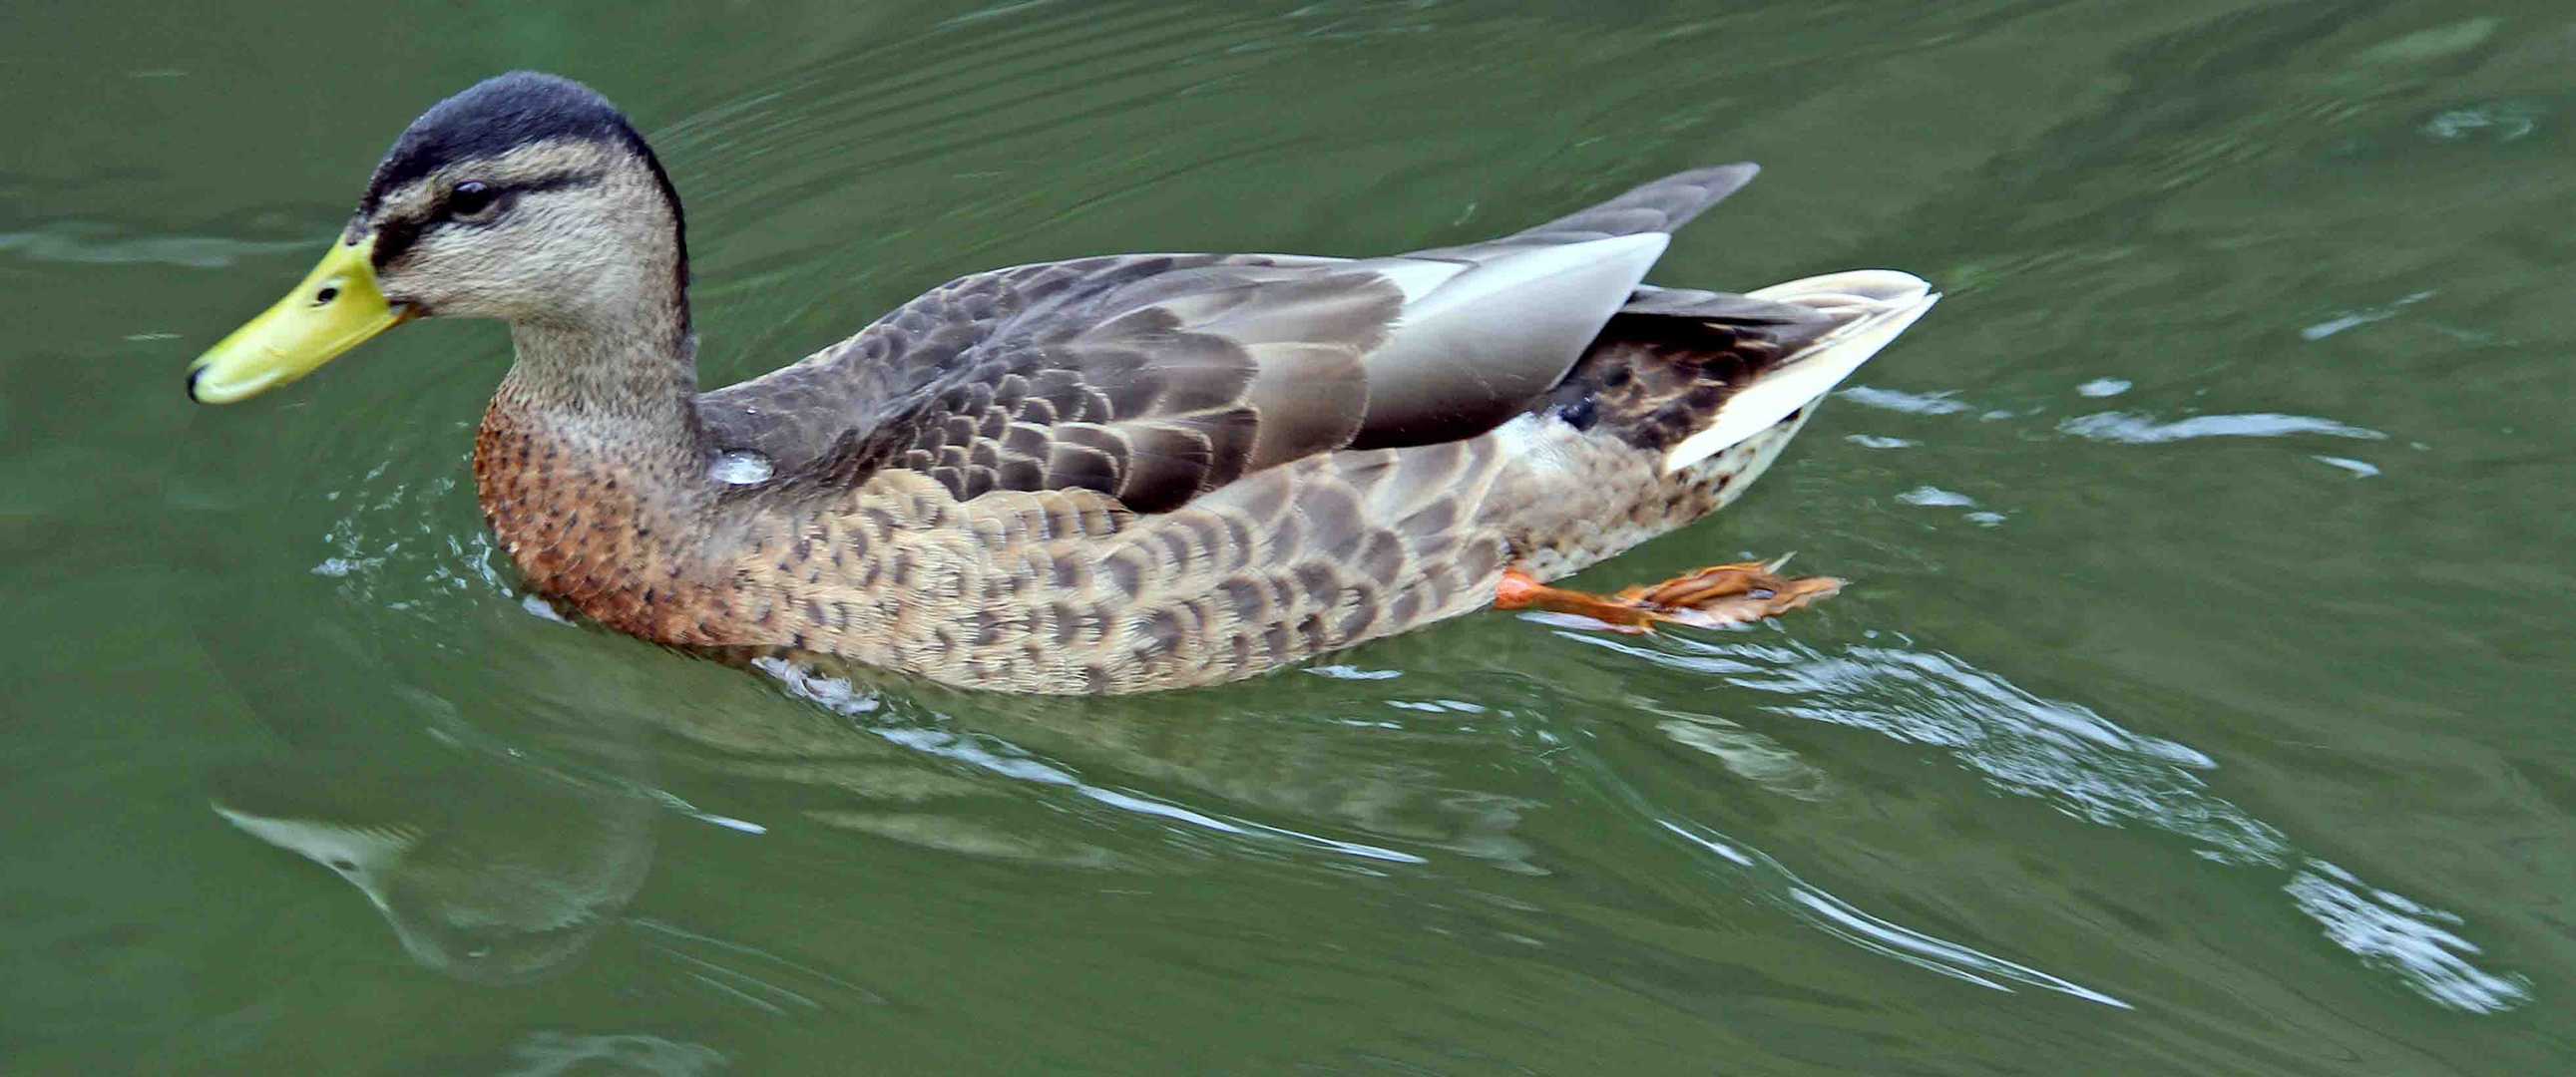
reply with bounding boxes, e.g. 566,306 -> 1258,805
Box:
695,166 -> 1766,513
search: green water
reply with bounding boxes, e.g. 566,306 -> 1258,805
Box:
6,1 -> 2573,1072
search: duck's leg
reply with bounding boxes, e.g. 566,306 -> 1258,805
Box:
1495,557 -> 1843,632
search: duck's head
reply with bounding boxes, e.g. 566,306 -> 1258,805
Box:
211,754 -> 656,983
187,72 -> 686,405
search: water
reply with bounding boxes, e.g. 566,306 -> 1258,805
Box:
5,1 -> 2573,1071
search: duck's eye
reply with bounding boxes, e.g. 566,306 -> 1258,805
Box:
448,180 -> 497,218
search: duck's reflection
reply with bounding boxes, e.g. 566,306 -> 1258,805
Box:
203,602 -> 2529,1014
745,653 -> 1541,870
210,747 -> 654,984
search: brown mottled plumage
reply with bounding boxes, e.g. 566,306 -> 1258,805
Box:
193,73 -> 1940,693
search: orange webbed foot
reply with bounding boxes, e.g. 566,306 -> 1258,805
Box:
1496,556 -> 1843,633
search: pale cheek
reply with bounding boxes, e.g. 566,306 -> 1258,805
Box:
510,224 -> 638,310
394,238 -> 565,318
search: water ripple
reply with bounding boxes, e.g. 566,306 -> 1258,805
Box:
2301,290 -> 2433,341
1659,819 -> 2129,1008
2057,410 -> 2386,445
1594,633 -> 2532,1012
2285,861 -> 2532,1013
0,220 -> 307,269
1840,385 -> 1977,416
760,658 -> 1428,867
499,1031 -> 726,1077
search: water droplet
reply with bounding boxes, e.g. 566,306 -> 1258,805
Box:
521,594 -> 573,623
1897,486 -> 1975,508
709,450 -> 774,485
2312,455 -> 2380,479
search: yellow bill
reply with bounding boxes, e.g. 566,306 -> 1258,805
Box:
188,235 -> 410,404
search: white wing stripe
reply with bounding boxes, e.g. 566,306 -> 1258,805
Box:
1662,270 -> 1939,473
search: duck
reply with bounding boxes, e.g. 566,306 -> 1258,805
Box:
188,72 -> 1938,695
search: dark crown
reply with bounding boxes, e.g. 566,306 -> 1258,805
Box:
361,72 -> 645,213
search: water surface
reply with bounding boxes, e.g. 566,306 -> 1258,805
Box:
5,1 -> 2573,1072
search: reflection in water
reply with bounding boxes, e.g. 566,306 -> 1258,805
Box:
1650,709 -> 1833,803
758,652 -> 2141,1002
1591,630 -> 2534,1013
756,657 -> 1442,868
210,749 -> 655,984
499,1031 -> 725,1077
878,724 -> 1429,867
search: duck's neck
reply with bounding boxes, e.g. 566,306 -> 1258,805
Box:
494,311 -> 701,444
489,166 -> 699,460
475,298 -> 721,637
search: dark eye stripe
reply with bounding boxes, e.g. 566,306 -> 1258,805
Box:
371,215 -> 426,268
369,171 -> 607,268
508,172 -> 604,196
446,171 -> 602,218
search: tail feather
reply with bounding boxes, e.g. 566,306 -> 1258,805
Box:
1659,270 -> 1939,473
1501,164 -> 1762,243
1403,165 -> 1761,261
1617,284 -> 1838,326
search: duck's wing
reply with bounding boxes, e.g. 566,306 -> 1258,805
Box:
696,166 -> 1761,514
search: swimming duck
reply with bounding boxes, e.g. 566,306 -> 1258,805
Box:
188,72 -> 1937,694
